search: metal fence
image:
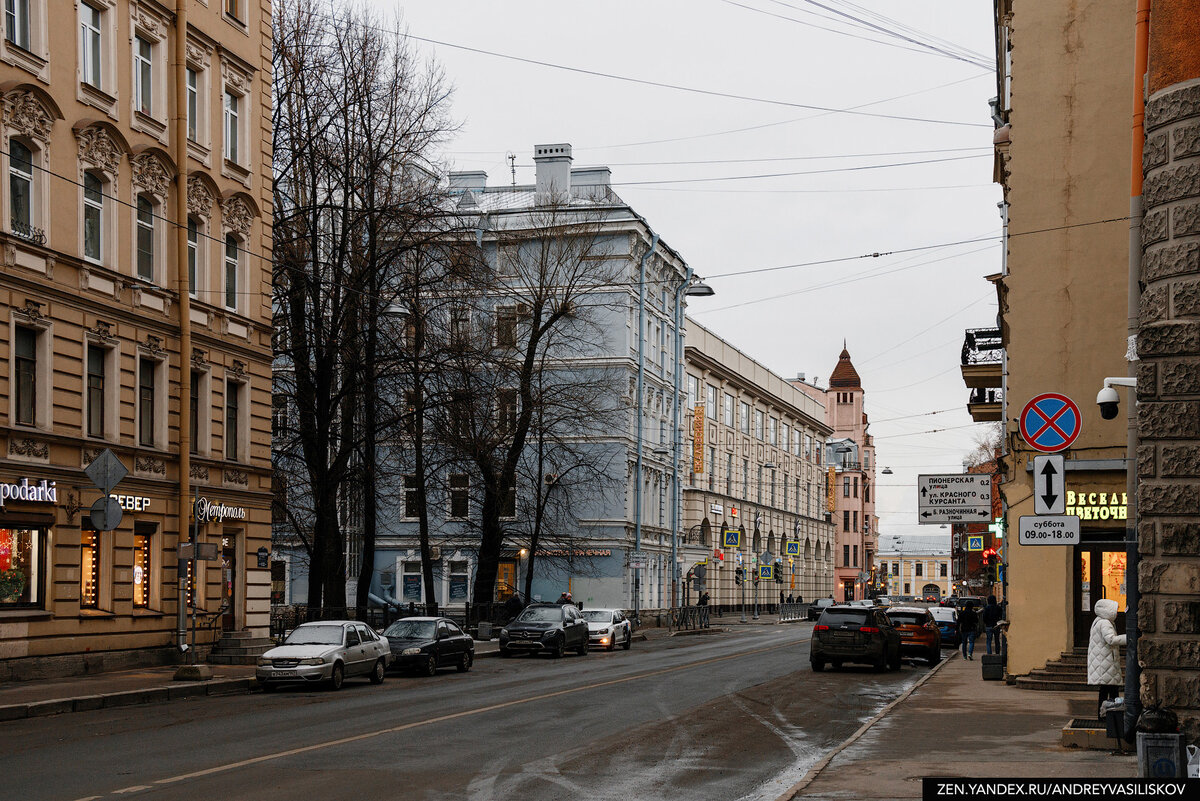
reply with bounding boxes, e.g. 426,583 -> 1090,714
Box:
668,605 -> 711,632
778,603 -> 810,622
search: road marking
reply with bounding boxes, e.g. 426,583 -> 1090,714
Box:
113,787 -> 151,794
140,637 -> 802,791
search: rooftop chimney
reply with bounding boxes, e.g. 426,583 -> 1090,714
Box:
534,143 -> 572,204
796,372 -> 806,382
570,166 -> 611,201
448,171 -> 488,193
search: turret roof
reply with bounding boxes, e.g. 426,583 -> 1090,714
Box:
828,345 -> 862,389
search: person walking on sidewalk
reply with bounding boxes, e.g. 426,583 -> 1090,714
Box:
958,601 -> 979,660
1087,598 -> 1126,720
982,595 -> 1003,655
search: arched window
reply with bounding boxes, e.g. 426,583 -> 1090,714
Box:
804,538 -> 812,560
224,234 -> 239,311
136,195 -> 155,280
83,171 -> 104,262
700,518 -> 710,546
752,531 -> 760,554
9,140 -> 33,236
766,532 -> 775,555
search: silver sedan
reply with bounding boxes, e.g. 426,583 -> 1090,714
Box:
582,608 -> 632,651
257,620 -> 390,690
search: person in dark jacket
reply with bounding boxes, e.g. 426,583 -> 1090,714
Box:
503,589 -> 525,624
982,595 -> 1003,655
958,602 -> 980,660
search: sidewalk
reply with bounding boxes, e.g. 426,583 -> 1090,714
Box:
781,652 -> 1135,801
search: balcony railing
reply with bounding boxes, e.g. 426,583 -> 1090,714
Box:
969,387 -> 1002,405
9,219 -> 45,246
962,327 -> 1003,365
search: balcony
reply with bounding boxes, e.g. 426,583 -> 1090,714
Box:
967,386 -> 1003,422
961,327 -> 1002,390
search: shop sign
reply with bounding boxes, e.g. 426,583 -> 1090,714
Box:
113,494 -> 152,512
194,497 -> 248,523
0,478 -> 57,509
692,404 -> 705,473
535,549 -> 612,557
826,467 -> 836,512
1065,491 -> 1127,522
710,503 -> 724,516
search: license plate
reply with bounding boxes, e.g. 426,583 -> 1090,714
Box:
273,670 -> 300,677
831,632 -> 853,642
899,632 -> 913,638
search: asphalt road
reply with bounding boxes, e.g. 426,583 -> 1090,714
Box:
1,624 -> 939,801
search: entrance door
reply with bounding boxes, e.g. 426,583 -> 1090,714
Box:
1073,546 -> 1127,647
221,538 -> 237,631
841,579 -> 856,601
496,561 -> 517,601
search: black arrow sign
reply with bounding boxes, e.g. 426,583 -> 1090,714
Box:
1040,459 -> 1059,511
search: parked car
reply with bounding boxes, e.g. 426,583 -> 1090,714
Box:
807,597 -> 836,621
874,596 -> 893,608
886,606 -> 942,665
581,608 -> 632,650
257,620 -> 389,691
499,602 -> 590,658
810,605 -> 902,672
953,595 -> 984,610
382,617 -> 475,676
928,605 -> 960,646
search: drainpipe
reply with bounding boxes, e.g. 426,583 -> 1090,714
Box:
174,0 -> 192,657
633,232 -> 659,624
669,266 -> 693,610
1123,0 -> 1150,742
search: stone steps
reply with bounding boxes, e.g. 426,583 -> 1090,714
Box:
207,633 -> 273,666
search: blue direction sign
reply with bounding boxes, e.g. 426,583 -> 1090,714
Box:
1019,393 -> 1082,453
967,535 -> 984,552
759,565 -> 773,580
722,529 -> 741,549
784,540 -> 800,556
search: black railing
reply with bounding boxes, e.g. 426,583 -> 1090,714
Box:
969,387 -> 1003,405
962,327 -> 1003,365
9,219 -> 45,246
668,605 -> 711,631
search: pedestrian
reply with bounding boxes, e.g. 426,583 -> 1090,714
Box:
1087,598 -> 1126,720
503,588 -> 524,622
698,591 -> 710,606
786,593 -> 794,604
982,595 -> 1003,654
958,601 -> 979,660
779,590 -> 785,610
556,591 -> 570,604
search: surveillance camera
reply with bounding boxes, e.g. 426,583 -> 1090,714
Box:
1096,385 -> 1120,420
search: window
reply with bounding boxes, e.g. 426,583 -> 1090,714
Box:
853,476 -> 858,498
134,36 -> 152,115
842,510 -> 850,531
13,325 -> 36,426
225,0 -> 241,20
85,344 -> 105,437
723,393 -> 733,427
9,139 -> 32,236
781,423 -> 789,452
270,560 -> 287,605
500,479 -> 516,518
136,196 -> 154,280
133,533 -> 150,608
80,4 -> 101,87
753,409 -> 763,440
707,446 -> 716,491
138,359 -> 156,446
852,511 -> 858,531
190,370 -> 202,454
706,384 -> 717,420
893,563 -> 900,576
187,218 -> 200,296
843,477 -> 850,497
864,482 -> 870,503
940,563 -> 948,577
495,305 -> 517,347
843,544 -> 849,567
0,527 -> 44,607
916,563 -> 923,577
725,452 -> 733,495
756,464 -> 763,504
449,561 -> 469,603
186,68 -> 198,141
224,235 -> 239,310
223,90 -> 239,163
449,307 -> 469,346
449,474 -> 469,519
852,545 -> 858,567
5,0 -> 29,50
497,388 -> 517,434
83,171 -> 103,262
741,459 -> 749,496
782,473 -> 787,509
770,468 -> 776,507
225,380 -> 241,460
686,375 -> 697,410
768,417 -> 777,446
80,529 -> 99,608
403,475 -> 420,518
738,401 -> 749,434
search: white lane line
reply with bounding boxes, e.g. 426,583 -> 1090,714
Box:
112,787 -> 151,794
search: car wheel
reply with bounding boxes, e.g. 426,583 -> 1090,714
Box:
457,651 -> 473,673
369,658 -> 386,685
329,663 -> 345,691
499,646 -> 512,658
889,647 -> 902,671
622,630 -> 632,650
811,658 -> 825,672
576,637 -> 588,656
423,654 -> 438,677
552,636 -> 566,659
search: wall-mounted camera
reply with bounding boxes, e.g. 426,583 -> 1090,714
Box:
1096,377 -> 1136,421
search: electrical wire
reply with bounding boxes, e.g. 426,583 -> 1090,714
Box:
606,154 -> 988,187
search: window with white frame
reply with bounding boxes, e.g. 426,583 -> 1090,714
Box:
12,324 -> 37,426
79,3 -> 101,87
84,341 -> 117,440
222,89 -> 239,163
7,138 -> 38,241
5,0 -> 28,50
135,195 -> 155,281
402,476 -> 420,519
223,234 -> 239,311
225,377 -> 245,461
82,170 -> 104,263
137,357 -> 157,447
186,67 -> 198,141
133,35 -> 152,115
187,217 -> 201,297
448,474 -> 469,519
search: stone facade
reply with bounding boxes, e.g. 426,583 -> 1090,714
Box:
1139,76 -> 1200,743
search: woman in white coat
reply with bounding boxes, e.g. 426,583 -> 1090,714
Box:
1087,598 -> 1126,719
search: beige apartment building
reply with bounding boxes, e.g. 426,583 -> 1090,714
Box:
682,320 -> 835,609
0,0 -> 273,677
876,534 -> 951,601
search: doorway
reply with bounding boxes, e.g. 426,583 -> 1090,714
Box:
496,561 -> 517,601
841,579 -> 856,601
221,537 -> 237,631
1073,545 -> 1127,647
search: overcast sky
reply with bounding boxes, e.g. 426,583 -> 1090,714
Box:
381,0 -> 1003,539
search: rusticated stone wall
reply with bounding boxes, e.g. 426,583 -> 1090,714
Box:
1138,77 -> 1200,743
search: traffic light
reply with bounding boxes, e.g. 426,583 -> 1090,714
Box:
735,567 -> 744,586
773,559 -> 783,584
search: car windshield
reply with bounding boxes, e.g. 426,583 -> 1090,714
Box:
888,612 -> 927,626
929,608 -> 957,622
383,620 -> 436,639
516,607 -> 562,623
581,610 -> 613,623
284,625 -> 344,646
819,610 -> 870,626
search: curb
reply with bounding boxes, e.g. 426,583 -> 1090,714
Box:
774,651 -> 958,801
0,677 -> 257,722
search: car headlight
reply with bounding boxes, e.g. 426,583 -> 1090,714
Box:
542,630 -> 559,639
401,647 -> 423,656
598,627 -> 611,635
499,629 -> 509,639
257,657 -> 272,666
299,657 -> 327,666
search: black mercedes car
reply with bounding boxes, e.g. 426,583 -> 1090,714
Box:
382,617 -> 474,676
499,602 -> 589,658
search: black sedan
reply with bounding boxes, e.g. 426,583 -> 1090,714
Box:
499,603 -> 589,658
382,617 -> 475,676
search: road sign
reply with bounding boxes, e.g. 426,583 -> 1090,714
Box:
693,564 -> 707,580
917,473 -> 992,524
1033,454 -> 1066,515
1020,393 -> 1082,453
784,540 -> 800,556
759,565 -> 772,580
88,496 -> 122,531
967,535 -> 984,552
84,449 -> 128,495
1019,515 -> 1081,546
722,529 -> 741,549
630,550 -> 648,570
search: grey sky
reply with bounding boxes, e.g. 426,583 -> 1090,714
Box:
381,0 -> 1003,539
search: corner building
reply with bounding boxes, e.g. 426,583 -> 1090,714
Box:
0,0 -> 273,677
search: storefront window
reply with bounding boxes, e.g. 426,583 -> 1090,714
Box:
402,560 -> 421,600
133,534 -> 150,608
1102,551 -> 1127,611
448,561 -> 468,603
0,527 -> 43,607
80,530 -> 100,608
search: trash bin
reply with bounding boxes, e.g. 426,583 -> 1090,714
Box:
476,622 -> 492,640
980,653 -> 1004,681
1138,733 -> 1186,778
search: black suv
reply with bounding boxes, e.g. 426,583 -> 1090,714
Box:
499,603 -> 590,658
811,605 -> 902,672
